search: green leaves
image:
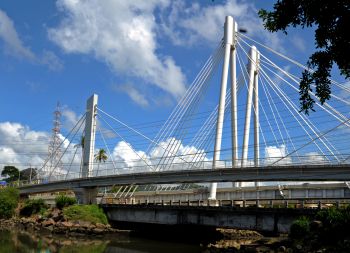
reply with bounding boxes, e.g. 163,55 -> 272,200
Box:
0,187 -> 19,218
260,0 -> 350,113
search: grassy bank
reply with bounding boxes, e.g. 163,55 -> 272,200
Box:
63,204 -> 108,225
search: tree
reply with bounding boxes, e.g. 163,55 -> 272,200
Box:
20,167 -> 37,182
94,149 -> 108,175
1,166 -> 20,183
259,0 -> 349,114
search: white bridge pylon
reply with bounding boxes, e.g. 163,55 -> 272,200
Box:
209,16 -> 260,200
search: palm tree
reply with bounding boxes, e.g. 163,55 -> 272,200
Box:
94,148 -> 108,176
75,135 -> 85,177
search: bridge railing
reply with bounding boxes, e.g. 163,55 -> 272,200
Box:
99,197 -> 350,210
15,154 -> 349,186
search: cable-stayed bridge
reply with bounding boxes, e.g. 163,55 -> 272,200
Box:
18,16 -> 350,207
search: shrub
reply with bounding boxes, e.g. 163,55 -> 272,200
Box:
290,216 -> 310,239
55,195 -> 77,209
315,207 -> 350,243
20,199 -> 48,217
63,204 -> 108,224
0,187 -> 19,218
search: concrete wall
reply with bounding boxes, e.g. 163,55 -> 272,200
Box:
103,205 -> 316,233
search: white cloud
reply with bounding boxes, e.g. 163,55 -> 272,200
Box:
117,84 -> 149,107
0,121 -> 81,180
48,0 -> 186,99
40,50 -> 64,71
291,36 -> 306,52
0,122 -> 49,173
0,9 -> 35,60
264,144 -> 292,165
0,8 -> 64,71
299,152 -> 327,165
61,107 -> 83,131
161,0 -> 284,51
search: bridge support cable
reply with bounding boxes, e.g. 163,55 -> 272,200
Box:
258,67 -> 336,163
148,42 -> 224,149
36,112 -> 86,182
49,113 -> 86,181
147,43 -> 225,158
259,61 -> 346,161
97,114 -> 154,173
259,75 -> 300,160
65,144 -> 79,180
96,122 -> 118,175
155,46 -> 225,172
238,43 -> 299,163
259,56 -> 350,129
258,70 -> 328,161
270,117 -> 350,166
97,108 -> 197,169
239,34 -> 348,96
258,56 -> 348,159
209,16 -> 238,200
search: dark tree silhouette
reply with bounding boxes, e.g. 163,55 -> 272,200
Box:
259,0 -> 349,114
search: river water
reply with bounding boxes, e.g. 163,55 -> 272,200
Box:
0,229 -> 202,253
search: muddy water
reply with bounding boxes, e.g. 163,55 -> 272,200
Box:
0,229 -> 202,253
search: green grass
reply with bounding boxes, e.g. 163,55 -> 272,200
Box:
55,195 -> 76,209
63,205 -> 108,224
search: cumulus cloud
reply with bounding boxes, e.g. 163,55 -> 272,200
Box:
264,144 -> 292,165
0,8 -> 63,70
92,137 -> 210,176
116,84 -> 150,107
299,152 -> 327,165
0,122 -> 49,173
48,0 -> 186,98
160,0 -> 284,51
61,107 -> 83,131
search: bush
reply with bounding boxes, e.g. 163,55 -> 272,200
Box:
55,195 -> 77,209
315,207 -> 350,243
290,216 -> 310,239
20,199 -> 48,217
0,187 -> 19,218
63,204 -> 108,224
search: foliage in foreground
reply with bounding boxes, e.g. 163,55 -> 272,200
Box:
259,0 -> 349,114
290,206 -> 350,251
63,204 -> 108,224
289,216 -> 310,239
20,199 -> 48,217
0,187 -> 19,218
315,206 -> 350,243
55,195 -> 77,209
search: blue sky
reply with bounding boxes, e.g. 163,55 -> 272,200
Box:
0,0 -> 347,174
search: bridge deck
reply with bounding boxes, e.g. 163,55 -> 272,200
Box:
19,164 -> 350,195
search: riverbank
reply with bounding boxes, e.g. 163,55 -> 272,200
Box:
0,207 -> 125,236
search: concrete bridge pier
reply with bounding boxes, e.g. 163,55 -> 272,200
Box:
74,187 -> 98,204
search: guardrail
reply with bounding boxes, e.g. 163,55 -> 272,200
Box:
99,197 -> 350,209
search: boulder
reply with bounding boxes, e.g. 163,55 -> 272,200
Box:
42,218 -> 55,227
61,221 -> 74,228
